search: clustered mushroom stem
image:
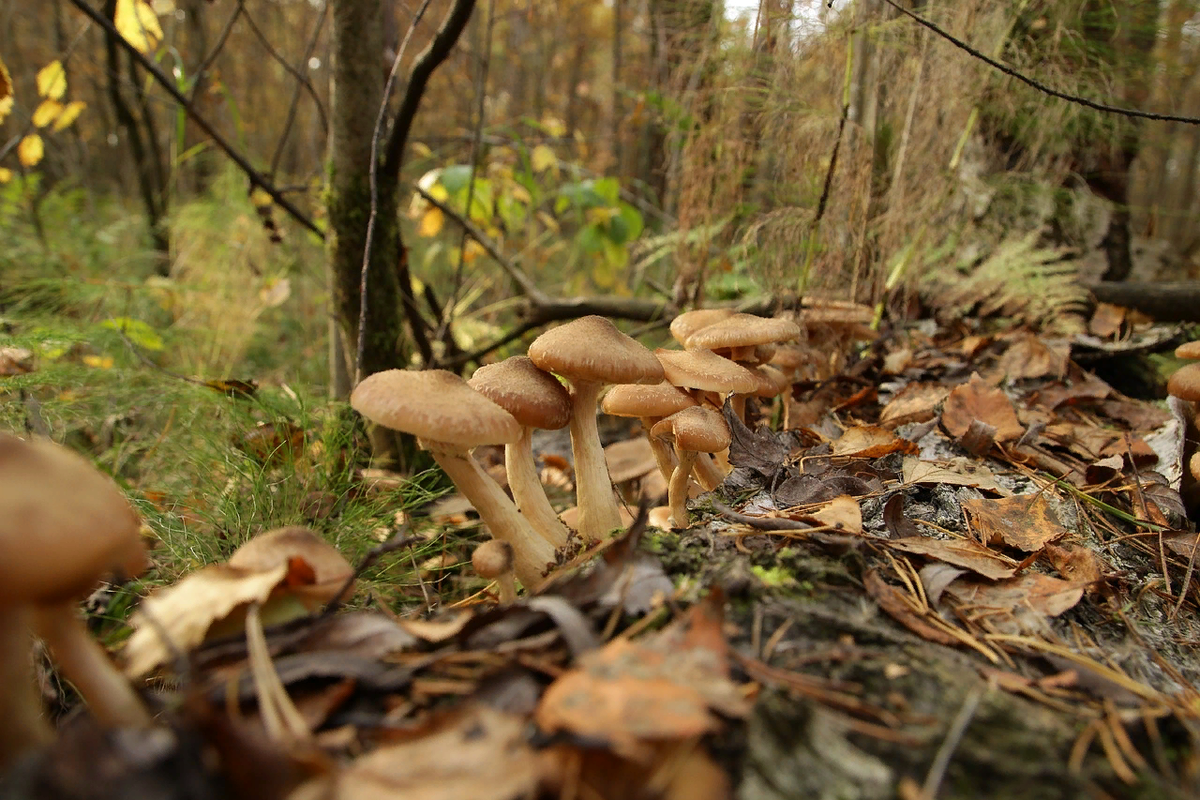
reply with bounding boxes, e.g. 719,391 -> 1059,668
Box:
693,452 -> 727,492
668,450 -> 699,529
429,450 -> 556,587
640,416 -> 677,482
0,609 -> 52,767
31,602 -> 152,729
506,427 -> 568,548
567,380 -> 623,542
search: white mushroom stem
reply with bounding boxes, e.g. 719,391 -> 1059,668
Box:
667,450 -> 698,530
30,602 -> 152,729
0,608 -> 52,767
424,444 -> 556,587
640,415 -> 677,482
506,427 -> 568,548
566,380 -> 623,542
494,572 -> 518,606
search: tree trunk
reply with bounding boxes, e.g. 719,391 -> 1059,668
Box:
327,0 -> 410,467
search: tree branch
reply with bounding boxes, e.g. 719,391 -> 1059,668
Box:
67,0 -> 324,239
381,0 -> 478,178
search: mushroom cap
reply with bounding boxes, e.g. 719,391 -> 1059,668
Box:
1177,341 -> 1200,361
351,369 -> 521,447
1190,451 -> 1200,483
1168,362 -> 1200,402
472,539 -> 514,580
528,316 -> 663,386
228,526 -> 355,608
469,356 -> 571,430
0,434 -> 145,604
670,308 -> 735,346
656,348 -> 760,394
601,381 -> 697,419
604,438 -> 659,483
684,313 -> 801,351
751,364 -> 791,398
651,407 -> 731,453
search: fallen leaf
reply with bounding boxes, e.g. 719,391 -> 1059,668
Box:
962,494 -> 1069,552
997,333 -> 1068,381
830,425 -> 918,459
886,537 -> 1018,580
1043,544 -> 1104,586
0,347 -> 34,375
863,570 -> 961,646
941,373 -> 1023,443
807,495 -> 862,534
902,456 -> 1010,495
945,572 -> 1084,619
879,383 -> 948,429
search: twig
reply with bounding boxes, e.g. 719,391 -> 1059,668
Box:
187,2 -> 242,104
880,0 -> 1200,125
712,500 -> 814,531
921,687 -> 984,799
263,1 -> 330,177
67,0 -> 324,239
356,0 -> 435,383
381,0 -> 479,179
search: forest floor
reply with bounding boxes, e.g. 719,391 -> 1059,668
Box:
3,291 -> 1200,799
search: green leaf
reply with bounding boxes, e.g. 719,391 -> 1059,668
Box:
593,177 -> 620,206
101,317 -> 164,351
618,203 -> 644,241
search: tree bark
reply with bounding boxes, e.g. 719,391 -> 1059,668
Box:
327,0 -> 409,466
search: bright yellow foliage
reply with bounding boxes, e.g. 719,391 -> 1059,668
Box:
17,135 -> 44,167
36,60 -> 66,100
32,99 -> 63,128
115,0 -> 164,53
52,101 -> 87,132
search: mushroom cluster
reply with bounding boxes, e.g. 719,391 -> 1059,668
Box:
348,311 -> 803,598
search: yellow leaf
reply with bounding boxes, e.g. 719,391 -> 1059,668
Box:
536,210 -> 560,233
249,187 -> 272,209
51,100 -> 86,132
418,207 -> 444,237
36,60 -> 66,100
258,276 -> 291,308
32,100 -> 63,128
531,144 -> 557,173
411,142 -> 432,159
82,355 -> 114,369
509,183 -> 532,204
542,115 -> 566,137
462,239 -> 485,264
17,135 -> 44,168
0,56 -> 13,125
115,0 -> 163,53
0,168 -> 12,184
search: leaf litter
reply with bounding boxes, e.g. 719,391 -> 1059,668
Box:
11,311 -> 1200,799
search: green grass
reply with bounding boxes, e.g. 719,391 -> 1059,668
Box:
0,175 -> 495,633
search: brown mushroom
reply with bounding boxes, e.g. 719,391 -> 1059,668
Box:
669,308 -> 735,346
351,370 -> 555,587
528,316 -> 663,542
1178,341 -> 1200,361
0,433 -> 152,767
683,313 -> 801,362
469,356 -> 571,548
651,407 -> 731,529
601,381 -> 697,482
473,540 -> 517,606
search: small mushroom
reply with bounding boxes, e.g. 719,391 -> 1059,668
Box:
351,370 -> 555,587
683,313 -> 800,362
669,308 -> 735,345
651,407 -> 731,529
0,433 -> 152,768
469,356 -> 571,548
473,540 -> 517,605
528,316 -> 663,543
1177,341 -> 1200,360
601,381 -> 697,482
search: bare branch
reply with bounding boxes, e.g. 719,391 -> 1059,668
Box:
67,0 -> 324,240
381,0 -> 478,179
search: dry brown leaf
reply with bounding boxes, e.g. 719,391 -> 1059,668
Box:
879,383 -> 949,429
124,563 -> 288,677
0,346 -> 34,376
962,494 -> 1069,552
394,611 -> 474,643
998,333 -> 1069,381
808,495 -> 863,534
941,373 -> 1023,444
901,456 -> 1011,496
1043,544 -> 1104,586
1088,303 -> 1126,338
945,573 -> 1084,619
863,570 -> 961,646
830,425 -> 918,459
886,538 -> 1018,580
297,704 -> 546,800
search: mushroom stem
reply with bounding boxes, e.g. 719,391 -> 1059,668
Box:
692,452 -> 728,492
668,450 -> 698,530
31,602 -> 152,729
495,573 -> 518,606
639,416 -> 677,482
566,380 -> 623,542
428,449 -> 556,587
0,609 -> 52,767
506,427 -> 568,548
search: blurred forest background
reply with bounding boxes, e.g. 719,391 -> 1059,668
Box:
2,0 -> 1200,545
